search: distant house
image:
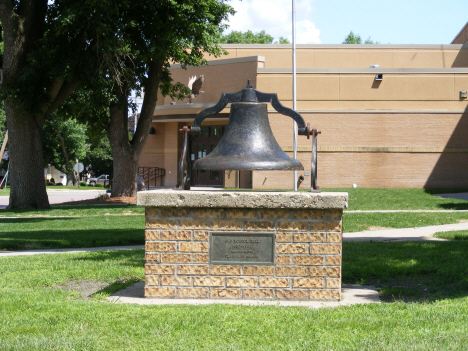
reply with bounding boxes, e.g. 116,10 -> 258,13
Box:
140,25 -> 468,189
44,165 -> 67,185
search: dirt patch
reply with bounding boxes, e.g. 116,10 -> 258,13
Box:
363,278 -> 455,303
62,196 -> 137,206
53,280 -> 109,300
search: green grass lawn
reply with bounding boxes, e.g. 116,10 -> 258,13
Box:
0,186 -> 9,196
0,215 -> 144,250
343,212 -> 468,232
1,189 -> 468,349
0,188 -> 467,247
333,188 -> 468,231
434,230 -> 468,240
226,187 -> 468,210
0,204 -> 144,218
1,243 -> 468,350
343,241 -> 468,302
327,188 -> 468,211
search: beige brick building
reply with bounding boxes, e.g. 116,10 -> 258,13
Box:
141,36 -> 468,189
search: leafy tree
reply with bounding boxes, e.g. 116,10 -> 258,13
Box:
277,37 -> 290,44
0,0 -> 233,207
85,137 -> 113,178
220,30 -> 274,44
0,0 -> 124,208
42,117 -> 87,186
219,30 -> 289,44
343,31 -> 379,44
73,1 -> 234,197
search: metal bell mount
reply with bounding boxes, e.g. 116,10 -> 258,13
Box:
176,80 -> 321,192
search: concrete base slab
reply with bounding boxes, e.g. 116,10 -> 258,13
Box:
107,282 -> 380,309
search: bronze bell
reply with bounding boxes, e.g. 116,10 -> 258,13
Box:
190,81 -> 311,171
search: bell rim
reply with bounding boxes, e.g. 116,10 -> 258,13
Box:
193,159 -> 304,171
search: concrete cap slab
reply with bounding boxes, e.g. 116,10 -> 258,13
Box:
137,189 -> 348,209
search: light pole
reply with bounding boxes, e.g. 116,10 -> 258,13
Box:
292,0 -> 298,191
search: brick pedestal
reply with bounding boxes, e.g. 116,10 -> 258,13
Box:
137,190 -> 348,300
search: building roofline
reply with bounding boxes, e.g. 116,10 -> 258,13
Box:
258,67 -> 468,74
451,21 -> 468,44
221,43 -> 468,49
170,56 -> 264,70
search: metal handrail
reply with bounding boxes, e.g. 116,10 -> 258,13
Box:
138,167 -> 166,188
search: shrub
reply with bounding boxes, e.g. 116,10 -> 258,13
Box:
79,181 -> 87,186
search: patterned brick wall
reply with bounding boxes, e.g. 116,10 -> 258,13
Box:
144,207 -> 343,300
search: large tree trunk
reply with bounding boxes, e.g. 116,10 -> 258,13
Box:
110,143 -> 139,197
6,103 -> 50,209
0,0 -> 50,208
55,129 -> 75,186
107,85 -> 138,197
66,171 -> 75,186
107,62 -> 162,197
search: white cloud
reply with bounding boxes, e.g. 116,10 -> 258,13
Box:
225,0 -> 321,44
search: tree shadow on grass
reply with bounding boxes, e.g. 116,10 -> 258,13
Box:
424,188 -> 468,210
93,278 -> 143,297
0,228 -> 144,250
437,203 -> 468,210
0,203 -> 142,216
71,249 -> 144,269
343,241 -> 468,302
0,217 -> 78,225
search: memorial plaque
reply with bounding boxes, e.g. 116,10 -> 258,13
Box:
210,232 -> 275,265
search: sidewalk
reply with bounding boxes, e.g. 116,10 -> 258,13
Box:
0,189 -> 106,209
1,221 -> 465,259
0,245 -> 144,258
343,221 -> 468,241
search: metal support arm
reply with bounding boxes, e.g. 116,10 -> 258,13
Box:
309,128 -> 321,193
176,126 -> 191,190
191,80 -> 310,136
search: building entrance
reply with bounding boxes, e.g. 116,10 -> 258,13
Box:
190,126 -> 224,186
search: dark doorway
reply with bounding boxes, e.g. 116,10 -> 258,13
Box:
191,126 -> 224,186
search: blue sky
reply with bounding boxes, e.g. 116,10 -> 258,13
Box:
225,0 -> 468,44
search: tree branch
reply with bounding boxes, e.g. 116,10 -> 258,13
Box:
131,61 -> 163,154
43,79 -> 82,118
0,0 -> 14,23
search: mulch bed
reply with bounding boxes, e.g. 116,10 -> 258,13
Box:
61,195 -> 137,206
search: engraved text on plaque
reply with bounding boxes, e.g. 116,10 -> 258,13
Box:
210,232 -> 275,265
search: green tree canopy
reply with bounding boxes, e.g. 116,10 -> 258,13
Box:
42,117 -> 87,185
0,0 -> 234,207
219,30 -> 289,44
85,137 -> 113,178
343,31 -> 379,44
68,0 -> 235,197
